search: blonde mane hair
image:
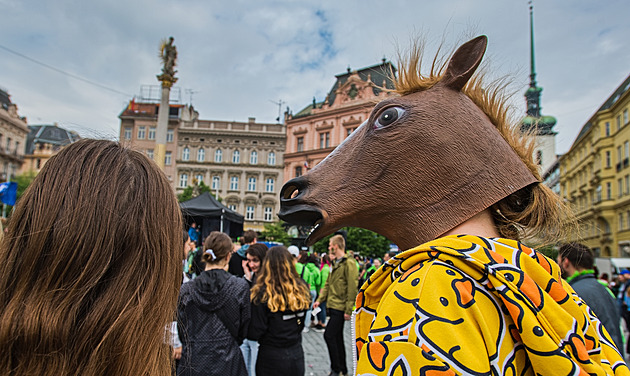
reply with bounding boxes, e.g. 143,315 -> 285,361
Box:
251,246 -> 311,312
393,38 -> 575,244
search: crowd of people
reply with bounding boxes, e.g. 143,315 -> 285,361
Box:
1,137 -> 629,376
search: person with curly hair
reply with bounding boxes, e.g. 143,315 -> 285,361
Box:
248,246 -> 312,376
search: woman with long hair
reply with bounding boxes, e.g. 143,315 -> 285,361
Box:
248,246 -> 312,376
177,231 -> 250,376
0,139 -> 183,376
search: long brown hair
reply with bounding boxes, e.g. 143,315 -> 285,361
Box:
0,139 -> 183,375
251,246 -> 311,312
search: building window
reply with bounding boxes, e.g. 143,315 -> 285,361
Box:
295,166 -> 302,177
179,173 -> 188,188
605,122 -> 610,136
165,151 -> 172,165
232,150 -> 240,163
626,175 -> 629,195
196,174 -> 204,184
166,129 -> 174,142
625,141 -> 629,160
535,150 -> 542,166
620,213 -> 624,230
182,147 -> 190,161
617,115 -> 622,131
230,176 -> 239,190
228,204 -> 237,211
607,182 -> 612,200
212,176 -> 220,190
246,206 -> 255,220
619,179 -> 623,197
618,146 -> 623,165
264,207 -> 273,221
625,109 -> 629,125
147,149 -> 154,160
247,177 -> 257,191
596,185 -> 602,202
347,128 -> 356,137
268,152 -> 276,165
297,137 -> 304,152
138,126 -> 146,139
197,148 -> 205,162
265,177 -> 274,192
319,132 -> 330,148
148,127 -> 156,140
606,151 -> 612,168
215,149 -> 223,162
250,151 -> 258,164
124,127 -> 132,140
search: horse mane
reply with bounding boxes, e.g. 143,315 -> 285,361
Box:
393,39 -> 540,181
391,38 -> 576,245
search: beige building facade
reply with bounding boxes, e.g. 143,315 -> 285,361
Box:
20,124 -> 80,175
0,89 -> 29,181
176,118 -> 285,233
119,97 -> 285,233
560,74 -> 630,257
284,61 -> 396,181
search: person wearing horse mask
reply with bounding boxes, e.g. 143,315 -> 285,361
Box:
279,36 -> 628,375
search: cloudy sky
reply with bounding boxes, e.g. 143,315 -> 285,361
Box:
1,0 -> 628,154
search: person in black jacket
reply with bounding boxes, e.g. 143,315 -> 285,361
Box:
177,232 -> 250,376
557,242 -> 624,352
248,246 -> 312,376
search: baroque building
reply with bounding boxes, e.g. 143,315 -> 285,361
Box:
559,74 -> 630,257
283,60 -> 396,181
20,123 -> 80,175
176,117 -> 285,232
119,92 -> 285,233
0,88 -> 29,181
119,97 -> 188,183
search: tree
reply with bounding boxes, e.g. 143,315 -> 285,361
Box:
312,227 -> 392,258
259,221 -> 291,246
177,180 -> 213,202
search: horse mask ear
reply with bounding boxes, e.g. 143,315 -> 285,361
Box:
439,35 -> 488,91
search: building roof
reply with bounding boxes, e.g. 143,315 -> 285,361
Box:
293,60 -> 396,118
25,124 -> 81,154
571,73 -> 630,148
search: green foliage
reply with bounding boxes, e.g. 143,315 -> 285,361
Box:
259,221 -> 291,246
3,171 -> 37,218
177,180 -> 214,202
312,227 -> 392,258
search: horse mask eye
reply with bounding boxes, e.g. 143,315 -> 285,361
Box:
374,106 -> 405,129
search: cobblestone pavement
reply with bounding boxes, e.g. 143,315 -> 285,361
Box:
303,322 -> 354,376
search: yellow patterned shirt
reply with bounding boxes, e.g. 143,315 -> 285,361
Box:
354,235 -> 629,376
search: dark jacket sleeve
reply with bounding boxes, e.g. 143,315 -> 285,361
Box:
247,301 -> 269,342
237,279 -> 251,344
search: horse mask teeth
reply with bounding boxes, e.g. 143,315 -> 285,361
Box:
278,35 -> 538,250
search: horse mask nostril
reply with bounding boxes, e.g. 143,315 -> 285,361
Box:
282,185 -> 300,200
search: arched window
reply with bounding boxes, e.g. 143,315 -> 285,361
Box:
267,152 -> 276,165
215,149 -> 223,162
232,150 -> 240,163
250,150 -> 258,164
182,147 -> 190,161
197,148 -> 205,162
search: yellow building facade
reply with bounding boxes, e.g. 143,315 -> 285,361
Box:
560,74 -> 630,257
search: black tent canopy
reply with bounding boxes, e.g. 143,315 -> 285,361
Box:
180,192 -> 244,240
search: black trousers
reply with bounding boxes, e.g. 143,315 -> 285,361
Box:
256,342 -> 304,376
324,308 -> 347,374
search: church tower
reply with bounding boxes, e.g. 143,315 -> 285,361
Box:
520,1 -> 557,175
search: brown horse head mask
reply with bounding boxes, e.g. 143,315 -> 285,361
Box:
279,36 -> 538,250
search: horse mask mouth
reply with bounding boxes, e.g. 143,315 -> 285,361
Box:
278,177 -> 330,244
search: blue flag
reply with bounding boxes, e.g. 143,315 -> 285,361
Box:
0,182 -> 18,206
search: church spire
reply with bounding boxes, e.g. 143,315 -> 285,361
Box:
521,0 -> 556,135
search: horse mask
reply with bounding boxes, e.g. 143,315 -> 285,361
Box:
279,36 -> 538,251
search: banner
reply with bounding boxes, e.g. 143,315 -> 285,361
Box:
0,181 -> 18,206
